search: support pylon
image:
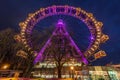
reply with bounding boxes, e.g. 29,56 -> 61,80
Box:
34,19 -> 88,64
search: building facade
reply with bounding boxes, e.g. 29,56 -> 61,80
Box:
32,63 -> 120,80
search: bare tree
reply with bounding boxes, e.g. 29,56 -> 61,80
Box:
42,34 -> 76,78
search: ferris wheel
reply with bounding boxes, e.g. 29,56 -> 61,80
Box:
14,5 -> 109,64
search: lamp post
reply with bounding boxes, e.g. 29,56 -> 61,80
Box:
70,66 -> 74,79
1,64 -> 10,70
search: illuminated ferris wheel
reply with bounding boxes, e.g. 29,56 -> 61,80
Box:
14,5 -> 109,64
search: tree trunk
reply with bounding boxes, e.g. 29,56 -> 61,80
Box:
57,66 -> 62,78
23,58 -> 34,77
23,63 -> 33,77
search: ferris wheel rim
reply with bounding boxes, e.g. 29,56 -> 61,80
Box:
19,5 -> 104,62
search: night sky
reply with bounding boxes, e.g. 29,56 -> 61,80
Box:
0,0 -> 120,65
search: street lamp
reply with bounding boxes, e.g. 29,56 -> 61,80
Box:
70,66 -> 74,78
2,64 -> 10,70
71,66 -> 74,70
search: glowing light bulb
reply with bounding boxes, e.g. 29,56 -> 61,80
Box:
57,19 -> 64,25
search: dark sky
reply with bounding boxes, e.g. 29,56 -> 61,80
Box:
0,0 -> 120,65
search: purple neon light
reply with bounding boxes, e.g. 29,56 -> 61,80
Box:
34,20 -> 64,64
90,36 -> 94,40
34,39 -> 51,63
57,19 -> 64,25
34,19 -> 88,64
59,20 -> 88,64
